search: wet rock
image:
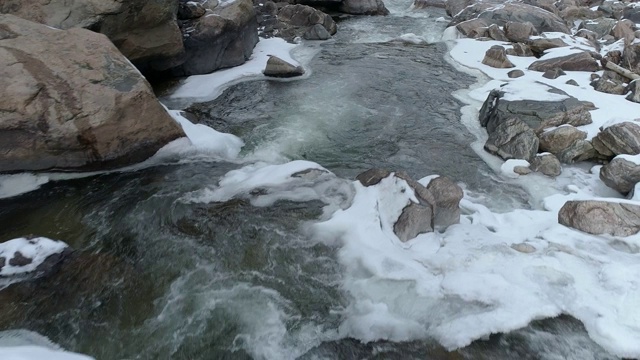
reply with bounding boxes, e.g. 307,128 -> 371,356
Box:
487,24 -> 508,41
394,203 -> 434,242
543,68 -> 566,79
528,52 -> 599,72
482,45 -> 515,68
0,14 -> 185,173
264,56 -> 305,77
591,77 -> 627,95
484,118 -> 539,161
277,5 -> 336,42
339,0 -> 390,15
356,168 -> 391,186
558,200 -> 640,236
556,139 -> 597,163
566,79 -> 579,86
455,18 -> 490,38
178,1 -> 208,20
592,122 -> 640,156
504,21 -> 537,43
426,176 -> 464,230
506,43 -> 534,57
539,126 -> 588,153
612,19 -> 636,44
578,18 -> 617,38
527,37 -> 569,57
450,3 -> 570,34
600,156 -> 640,194
626,80 -> 640,104
171,0 -> 259,76
508,69 -> 525,78
479,89 -> 594,135
530,153 -> 562,176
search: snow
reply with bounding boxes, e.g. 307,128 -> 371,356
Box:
616,153 -> 640,165
0,346 -> 93,360
0,174 -> 49,200
500,159 -> 530,178
168,38 -> 301,104
0,237 -> 68,277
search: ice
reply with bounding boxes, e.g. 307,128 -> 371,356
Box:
500,159 -> 530,178
0,346 -> 93,360
0,174 -> 49,200
393,33 -> 428,44
0,237 -> 68,277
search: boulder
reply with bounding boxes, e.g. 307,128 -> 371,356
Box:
543,68 -> 566,79
450,3 -> 571,34
413,0 -> 446,8
592,121 -> 640,157
426,176 -> 464,229
506,43 -> 534,57
622,42 -> 640,74
394,203 -> 434,242
555,139 -> 598,163
558,200 -> 640,236
591,77 -> 627,95
612,19 -> 636,44
276,5 -> 337,42
577,17 -> 617,38
626,80 -> 640,104
356,168 -> 391,186
623,4 -> 640,23
600,156 -> 640,194
479,89 -> 594,135
560,5 -> 602,22
530,153 -> 562,176
528,52 -> 599,72
575,28 -> 599,46
484,118 -> 539,161
0,0 -> 184,73
446,0 -> 474,17
178,1 -> 208,20
304,24 -> 331,40
566,79 -> 579,86
508,69 -> 525,78
598,0 -> 625,19
482,45 -> 515,68
339,0 -> 390,15
263,56 -> 305,78
487,24 -> 508,41
504,21 -> 537,43
455,18 -> 491,38
0,14 -> 184,173
539,126 -> 588,153
527,37 -> 569,57
170,0 -> 259,76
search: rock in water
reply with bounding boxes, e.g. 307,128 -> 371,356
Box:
339,0 -> 390,15
600,156 -> 640,195
482,45 -> 515,69
558,200 -> 640,236
263,56 -> 305,78
0,14 -> 184,173
277,5 -> 336,42
303,24 -> 331,40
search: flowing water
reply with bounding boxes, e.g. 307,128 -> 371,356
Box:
0,3 -> 620,360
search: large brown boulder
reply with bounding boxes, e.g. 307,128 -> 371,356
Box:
528,52 -> 600,72
0,14 -> 184,173
558,200 -> 640,236
339,0 -> 390,15
600,156 -> 640,195
170,0 -> 259,76
276,4 -> 337,42
0,0 -> 184,73
592,121 -> 640,157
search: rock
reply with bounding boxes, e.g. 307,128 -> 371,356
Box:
599,0 -> 626,19
455,18 -> 490,38
277,5 -> 337,42
479,89 -> 594,135
0,14 -> 184,173
508,69 -> 525,78
426,176 -> 464,230
339,0 -> 390,15
171,0 -> 259,76
575,28 -> 599,45
506,43 -> 534,57
591,77 -> 627,95
556,139 -> 598,163
543,68 -> 566,79
600,156 -> 640,194
578,17 -> 617,38
484,118 -> 540,161
178,1 -> 208,20
263,56 -> 305,78
304,24 -> 331,40
450,3 -> 571,34
560,5 -> 601,22
394,203 -> 434,242
0,0 -> 184,74
626,80 -> 640,104
558,200 -> 640,236
612,19 -> 636,44
539,126 -> 588,153
592,121 -> 640,156
527,37 -> 569,57
356,168 -> 391,186
623,42 -> 640,74
528,52 -> 599,72
413,0 -> 446,8
622,3 -> 640,22
514,166 -> 532,175
566,79 -> 579,86
530,153 -> 562,176
504,21 -> 537,43
482,45 -> 515,68
511,243 -> 536,253
487,24 -> 508,41
0,237 -> 70,281
446,0 -> 474,17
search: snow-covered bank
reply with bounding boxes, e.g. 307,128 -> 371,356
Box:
0,330 -> 94,360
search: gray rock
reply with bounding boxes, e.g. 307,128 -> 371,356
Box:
530,153 -> 562,176
626,80 -> 640,104
482,45 -> 515,68
556,140 -> 598,163
450,3 -> 570,34
592,77 -> 627,95
623,3 -> 640,22
558,200 -> 640,236
356,168 -> 391,186
539,126 -> 588,153
303,24 -> 331,40
263,56 -> 305,78
394,203 -> 433,242
506,43 -> 534,57
446,0 -> 474,17
339,0 -> 390,15
277,5 -> 336,42
612,19 -> 636,44
413,0 -> 446,9
566,79 -> 579,86
455,18 -> 490,38
508,69 -> 525,78
528,52 -> 599,72
578,17 -> 617,38
543,68 -> 566,79
592,121 -> 640,156
527,37 -> 569,57
622,42 -> 640,74
426,176 -> 464,230
600,156 -> 640,194
484,118 -> 539,161
560,5 -> 602,22
514,166 -> 532,175
504,21 -> 537,43
575,28 -> 599,48
598,0 -> 626,20
487,24 -> 508,41
178,1 -> 207,20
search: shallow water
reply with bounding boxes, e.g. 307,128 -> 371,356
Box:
0,3 -> 621,360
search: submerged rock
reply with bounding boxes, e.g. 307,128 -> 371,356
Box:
0,14 -> 185,173
263,56 -> 305,78
558,200 -> 640,236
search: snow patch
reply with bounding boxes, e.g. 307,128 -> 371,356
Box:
0,237 -> 68,277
